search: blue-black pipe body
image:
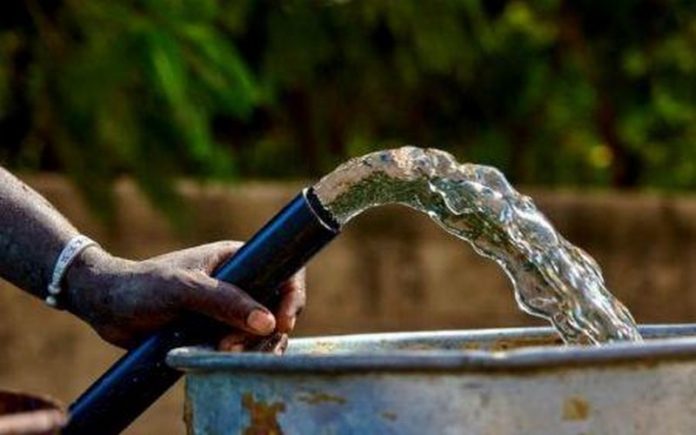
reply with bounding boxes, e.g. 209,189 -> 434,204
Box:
64,188 -> 339,434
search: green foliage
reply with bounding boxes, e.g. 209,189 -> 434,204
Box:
1,0 -> 696,219
0,0 -> 259,221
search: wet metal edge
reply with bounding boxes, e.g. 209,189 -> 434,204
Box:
167,324 -> 696,373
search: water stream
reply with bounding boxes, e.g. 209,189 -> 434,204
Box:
313,146 -> 641,344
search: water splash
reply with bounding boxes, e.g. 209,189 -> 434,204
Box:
313,146 -> 641,344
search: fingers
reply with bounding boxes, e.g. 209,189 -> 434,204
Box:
162,245 -> 304,338
199,241 -> 244,275
150,241 -> 243,273
275,269 -> 306,333
218,332 -> 289,355
250,333 -> 289,354
174,271 -> 276,336
218,332 -> 247,352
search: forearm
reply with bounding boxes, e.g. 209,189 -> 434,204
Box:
0,167 -> 80,298
0,168 -> 303,351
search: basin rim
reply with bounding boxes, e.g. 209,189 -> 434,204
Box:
167,324 -> 696,374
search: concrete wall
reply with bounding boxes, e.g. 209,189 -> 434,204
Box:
2,175 -> 696,433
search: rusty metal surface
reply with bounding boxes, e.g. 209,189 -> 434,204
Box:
0,391 -> 65,435
170,324 -> 696,434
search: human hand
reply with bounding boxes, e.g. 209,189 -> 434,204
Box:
63,241 -> 305,351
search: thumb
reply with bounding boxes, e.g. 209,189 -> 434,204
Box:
175,271 -> 276,336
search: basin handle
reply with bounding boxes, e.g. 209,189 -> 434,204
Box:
63,188 -> 340,435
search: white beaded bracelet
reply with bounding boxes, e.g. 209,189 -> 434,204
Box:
46,235 -> 99,308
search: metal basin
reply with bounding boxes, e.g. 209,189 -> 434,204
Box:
168,324 -> 696,435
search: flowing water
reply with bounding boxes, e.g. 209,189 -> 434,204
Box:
313,146 -> 641,344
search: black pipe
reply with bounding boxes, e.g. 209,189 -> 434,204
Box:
64,188 -> 339,434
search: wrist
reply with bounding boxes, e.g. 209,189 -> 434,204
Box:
63,246 -> 130,319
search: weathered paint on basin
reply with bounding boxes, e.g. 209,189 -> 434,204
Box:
168,325 -> 696,435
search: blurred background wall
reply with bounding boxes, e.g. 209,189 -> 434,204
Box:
2,0 -> 696,433
2,178 -> 696,434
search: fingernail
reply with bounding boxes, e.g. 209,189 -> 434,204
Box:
229,343 -> 246,352
286,316 -> 296,331
247,310 -> 275,334
218,335 -> 246,352
219,341 -> 245,352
